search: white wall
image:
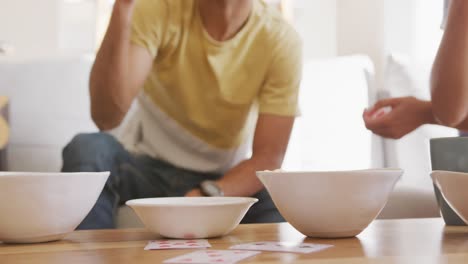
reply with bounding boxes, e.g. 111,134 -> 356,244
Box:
336,0 -> 385,87
0,0 -> 96,58
0,0 -> 59,57
383,0 -> 416,58
385,0 -> 443,64
332,0 -> 444,92
293,0 -> 337,60
58,1 -> 97,55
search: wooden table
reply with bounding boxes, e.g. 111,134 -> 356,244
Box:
1,218 -> 468,263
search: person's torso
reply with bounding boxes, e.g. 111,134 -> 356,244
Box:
132,0 -> 293,172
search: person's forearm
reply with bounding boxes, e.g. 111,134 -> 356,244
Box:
90,2 -> 135,130
431,0 -> 468,127
423,101 -> 468,130
217,154 -> 283,197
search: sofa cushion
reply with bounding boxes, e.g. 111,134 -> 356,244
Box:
378,185 -> 439,219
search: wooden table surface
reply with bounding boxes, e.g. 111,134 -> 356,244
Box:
1,218 -> 468,263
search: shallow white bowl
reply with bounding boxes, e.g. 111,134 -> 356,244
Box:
431,170 -> 468,224
257,169 -> 403,238
0,172 -> 109,243
126,197 -> 258,239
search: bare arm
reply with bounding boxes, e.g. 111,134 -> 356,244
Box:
363,97 -> 436,139
431,0 -> 468,127
90,0 -> 153,130
187,114 -> 295,197
363,97 -> 468,140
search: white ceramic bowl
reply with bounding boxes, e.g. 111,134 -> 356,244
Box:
431,170 -> 468,224
126,197 -> 258,239
257,169 -> 403,238
0,172 -> 109,243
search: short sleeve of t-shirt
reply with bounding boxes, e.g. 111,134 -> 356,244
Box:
258,26 -> 302,117
130,0 -> 169,58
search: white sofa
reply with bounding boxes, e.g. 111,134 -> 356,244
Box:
0,55 -> 97,172
0,54 -> 446,228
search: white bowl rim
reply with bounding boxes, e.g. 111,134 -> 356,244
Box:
431,170 -> 468,176
430,137 -> 468,140
0,171 -> 110,177
126,197 -> 259,207
256,168 -> 403,175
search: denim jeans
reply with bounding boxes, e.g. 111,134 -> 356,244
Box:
62,133 -> 284,229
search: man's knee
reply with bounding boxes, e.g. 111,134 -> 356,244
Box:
62,133 -> 122,169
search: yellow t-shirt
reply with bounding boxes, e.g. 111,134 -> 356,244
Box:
130,0 -> 302,172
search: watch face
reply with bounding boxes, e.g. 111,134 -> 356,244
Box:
201,181 -> 223,196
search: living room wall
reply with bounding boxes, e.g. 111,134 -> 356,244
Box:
0,0 -> 96,58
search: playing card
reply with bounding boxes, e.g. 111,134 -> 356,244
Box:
229,241 -> 333,254
371,106 -> 392,119
163,250 -> 261,264
144,239 -> 211,250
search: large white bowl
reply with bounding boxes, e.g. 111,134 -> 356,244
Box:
431,170 -> 468,224
126,197 -> 258,239
0,172 -> 109,243
257,169 -> 403,238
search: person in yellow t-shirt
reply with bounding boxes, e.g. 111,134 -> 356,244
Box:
62,0 -> 302,229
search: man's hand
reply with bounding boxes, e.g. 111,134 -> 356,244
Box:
212,114 -> 294,197
363,97 -> 435,139
185,189 -> 202,197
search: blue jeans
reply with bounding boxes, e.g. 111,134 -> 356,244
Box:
62,133 -> 284,229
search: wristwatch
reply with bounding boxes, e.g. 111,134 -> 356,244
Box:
200,180 -> 224,197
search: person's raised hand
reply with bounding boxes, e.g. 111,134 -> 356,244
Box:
363,97 -> 434,139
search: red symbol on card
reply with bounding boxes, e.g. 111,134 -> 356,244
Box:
181,258 -> 193,262
214,259 -> 224,262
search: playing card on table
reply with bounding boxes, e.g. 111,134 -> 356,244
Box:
371,106 -> 392,119
144,239 -> 211,250
230,241 -> 333,254
163,250 -> 261,264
